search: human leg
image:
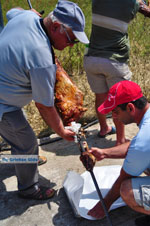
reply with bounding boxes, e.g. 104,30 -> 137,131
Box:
22,108 -> 47,166
120,177 -> 150,215
84,56 -> 131,144
84,56 -> 113,136
0,110 -> 55,199
113,118 -> 126,145
0,136 -> 47,166
0,110 -> 39,191
106,60 -> 132,145
95,93 -> 112,136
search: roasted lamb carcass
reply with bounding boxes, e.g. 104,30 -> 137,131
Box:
54,58 -> 87,126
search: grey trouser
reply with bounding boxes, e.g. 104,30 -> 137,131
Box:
0,109 -> 38,192
84,56 -> 132,93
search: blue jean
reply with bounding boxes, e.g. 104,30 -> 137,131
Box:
0,109 -> 39,192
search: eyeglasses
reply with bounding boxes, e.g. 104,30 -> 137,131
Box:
62,25 -> 79,44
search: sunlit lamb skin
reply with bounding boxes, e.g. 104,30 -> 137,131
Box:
55,58 -> 87,126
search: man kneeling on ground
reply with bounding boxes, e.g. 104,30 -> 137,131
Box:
86,80 -> 150,219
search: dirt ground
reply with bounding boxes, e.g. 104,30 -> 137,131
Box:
0,118 -> 146,226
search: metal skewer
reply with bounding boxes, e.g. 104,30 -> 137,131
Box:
27,0 -> 44,15
77,131 -> 113,226
89,170 -> 113,226
27,0 -> 32,9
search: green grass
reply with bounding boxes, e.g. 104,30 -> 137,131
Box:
1,0 -> 150,136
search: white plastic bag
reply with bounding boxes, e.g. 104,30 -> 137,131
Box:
63,165 -> 126,220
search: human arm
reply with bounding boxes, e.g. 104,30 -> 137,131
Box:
35,102 -> 75,141
13,7 -> 42,17
88,141 -> 130,161
6,7 -> 41,21
30,8 -> 42,17
16,7 -> 42,17
80,141 -> 130,170
88,168 -> 132,219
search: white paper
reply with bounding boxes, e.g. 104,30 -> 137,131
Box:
63,165 -> 126,220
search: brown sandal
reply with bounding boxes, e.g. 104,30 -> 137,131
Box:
19,186 -> 55,200
38,156 -> 47,166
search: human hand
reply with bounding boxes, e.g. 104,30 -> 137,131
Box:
88,147 -> 105,161
80,151 -> 96,171
61,128 -> 75,141
31,8 -> 42,17
88,201 -> 106,219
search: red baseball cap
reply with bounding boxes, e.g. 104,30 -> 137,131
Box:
98,81 -> 143,114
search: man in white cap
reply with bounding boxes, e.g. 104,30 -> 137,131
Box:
0,0 -> 89,200
85,81 -> 150,223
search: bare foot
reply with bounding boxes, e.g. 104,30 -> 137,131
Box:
99,126 -> 113,136
88,201 -> 106,219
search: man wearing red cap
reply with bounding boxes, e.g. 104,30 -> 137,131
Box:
87,81 -> 150,221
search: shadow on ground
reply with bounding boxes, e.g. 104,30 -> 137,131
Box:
0,163 -> 56,221
39,129 -> 117,157
52,188 -> 144,226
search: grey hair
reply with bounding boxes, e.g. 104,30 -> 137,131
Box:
48,12 -> 70,29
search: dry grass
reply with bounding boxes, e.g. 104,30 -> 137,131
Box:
130,56 -> 150,101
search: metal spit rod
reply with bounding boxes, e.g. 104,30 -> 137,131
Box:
79,138 -> 113,226
27,0 -> 44,15
27,0 -> 32,9
89,170 -> 113,226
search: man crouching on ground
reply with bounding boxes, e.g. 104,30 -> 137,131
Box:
87,80 -> 150,219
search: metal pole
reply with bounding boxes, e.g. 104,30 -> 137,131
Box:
78,137 -> 113,225
27,0 -> 44,15
27,0 -> 33,9
89,170 -> 113,226
0,1 -> 4,33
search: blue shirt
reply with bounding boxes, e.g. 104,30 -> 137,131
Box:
0,9 -> 56,120
123,107 -> 150,176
